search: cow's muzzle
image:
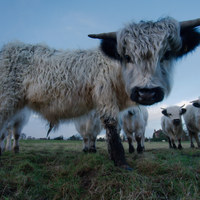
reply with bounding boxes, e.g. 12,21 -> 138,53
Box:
130,87 -> 164,105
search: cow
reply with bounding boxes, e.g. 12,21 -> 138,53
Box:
161,105 -> 186,149
183,98 -> 200,148
74,111 -> 102,153
120,106 -> 148,153
0,17 -> 200,168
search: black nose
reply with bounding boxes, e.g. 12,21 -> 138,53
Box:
130,87 -> 164,105
128,110 -> 134,116
173,119 -> 180,126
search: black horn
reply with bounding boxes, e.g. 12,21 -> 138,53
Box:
180,18 -> 200,30
88,32 -> 117,40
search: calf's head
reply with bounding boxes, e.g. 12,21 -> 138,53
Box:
161,105 -> 186,126
89,17 -> 200,105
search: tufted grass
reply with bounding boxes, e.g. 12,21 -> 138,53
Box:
0,140 -> 199,200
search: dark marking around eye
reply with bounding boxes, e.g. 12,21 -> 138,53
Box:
124,55 -> 131,63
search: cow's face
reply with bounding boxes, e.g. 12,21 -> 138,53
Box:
162,106 -> 186,126
89,17 -> 200,106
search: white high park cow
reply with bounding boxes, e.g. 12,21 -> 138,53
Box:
120,106 -> 148,154
183,98 -> 200,148
0,17 -> 200,168
161,105 -> 186,149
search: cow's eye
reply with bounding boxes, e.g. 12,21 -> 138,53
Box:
124,55 -> 131,63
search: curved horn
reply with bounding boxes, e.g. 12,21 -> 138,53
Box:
180,104 -> 185,108
160,107 -> 165,110
180,18 -> 200,30
88,32 -> 116,40
190,99 -> 198,103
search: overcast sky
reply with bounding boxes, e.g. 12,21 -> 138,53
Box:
0,0 -> 200,138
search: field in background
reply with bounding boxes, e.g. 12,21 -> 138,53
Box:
0,140 -> 200,200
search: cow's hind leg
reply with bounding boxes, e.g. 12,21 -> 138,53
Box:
189,131 -> 195,148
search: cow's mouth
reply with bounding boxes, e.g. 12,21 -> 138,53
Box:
130,87 -> 164,105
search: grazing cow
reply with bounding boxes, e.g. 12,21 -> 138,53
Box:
183,98 -> 200,148
120,106 -> 148,153
161,105 -> 186,149
0,17 -> 200,168
1,108 -> 30,154
74,111 -> 102,153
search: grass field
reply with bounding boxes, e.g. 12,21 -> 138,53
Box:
0,140 -> 200,200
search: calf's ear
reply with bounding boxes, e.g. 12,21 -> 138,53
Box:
176,28 -> 200,58
180,108 -> 186,115
161,109 -> 168,116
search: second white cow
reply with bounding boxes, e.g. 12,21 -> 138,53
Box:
120,106 -> 148,153
161,105 -> 186,149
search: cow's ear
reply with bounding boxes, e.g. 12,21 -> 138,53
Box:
176,28 -> 200,58
162,109 -> 168,116
100,38 -> 121,60
193,102 -> 200,108
180,108 -> 186,115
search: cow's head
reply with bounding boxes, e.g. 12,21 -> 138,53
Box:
89,17 -> 200,106
161,105 -> 186,126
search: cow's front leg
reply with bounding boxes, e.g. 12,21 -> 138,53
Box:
103,117 -> 129,168
178,138 -> 183,150
135,136 -> 143,154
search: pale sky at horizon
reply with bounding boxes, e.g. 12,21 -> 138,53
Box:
0,0 -> 200,138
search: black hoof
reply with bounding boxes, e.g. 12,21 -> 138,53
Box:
129,146 -> 135,153
120,164 -> 133,171
13,146 -> 19,154
178,145 -> 183,150
83,148 -> 89,153
191,144 -> 195,148
137,146 -> 144,154
89,148 -> 97,153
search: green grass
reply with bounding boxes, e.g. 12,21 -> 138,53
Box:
0,140 -> 200,200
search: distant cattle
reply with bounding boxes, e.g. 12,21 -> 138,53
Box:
120,106 -> 148,153
161,105 -> 186,149
74,111 -> 102,153
0,17 -> 200,168
183,98 -> 200,148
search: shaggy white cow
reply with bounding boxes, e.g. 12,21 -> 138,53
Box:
0,17 -> 200,168
120,106 -> 148,153
183,98 -> 200,148
161,106 -> 186,149
1,108 -> 30,154
74,111 -> 102,153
